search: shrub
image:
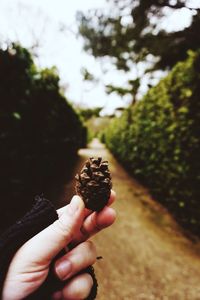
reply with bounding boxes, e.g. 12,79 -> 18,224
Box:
104,51 -> 200,235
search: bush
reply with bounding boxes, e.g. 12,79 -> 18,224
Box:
104,51 -> 200,235
0,44 -> 86,229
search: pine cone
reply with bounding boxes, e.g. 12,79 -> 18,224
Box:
75,157 -> 112,211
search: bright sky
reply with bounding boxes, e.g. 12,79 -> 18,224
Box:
0,0 -> 198,114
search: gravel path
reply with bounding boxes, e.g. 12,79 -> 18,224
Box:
59,139 -> 200,300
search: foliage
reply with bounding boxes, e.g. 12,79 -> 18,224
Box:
86,116 -> 112,143
77,107 -> 102,122
76,107 -> 103,143
76,105 -> 110,143
0,44 -> 86,229
81,67 -> 98,83
78,0 -> 200,72
77,1 -> 200,99
106,78 -> 140,104
103,51 -> 200,235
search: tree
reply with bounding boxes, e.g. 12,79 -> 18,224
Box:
77,0 -> 200,99
106,78 -> 140,105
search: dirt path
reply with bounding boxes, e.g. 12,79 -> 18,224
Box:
60,139 -> 200,300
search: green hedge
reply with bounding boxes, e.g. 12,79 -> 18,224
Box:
0,44 -> 86,229
104,51 -> 200,235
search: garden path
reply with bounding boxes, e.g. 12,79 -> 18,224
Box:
60,139 -> 200,300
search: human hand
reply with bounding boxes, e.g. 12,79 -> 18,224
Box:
2,191 -> 116,300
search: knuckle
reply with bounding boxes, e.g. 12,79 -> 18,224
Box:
85,241 -> 97,263
91,213 -> 101,231
54,219 -> 73,241
85,240 -> 93,249
77,241 -> 97,266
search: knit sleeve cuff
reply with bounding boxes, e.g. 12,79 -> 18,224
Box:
0,195 -> 58,297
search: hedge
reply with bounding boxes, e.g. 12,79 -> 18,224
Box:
0,44 -> 86,230
104,51 -> 200,235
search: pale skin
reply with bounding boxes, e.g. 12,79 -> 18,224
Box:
2,191 -> 116,300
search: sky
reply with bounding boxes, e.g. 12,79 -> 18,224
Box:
0,0 -> 199,114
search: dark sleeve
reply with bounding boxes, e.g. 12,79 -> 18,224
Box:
0,195 -> 97,300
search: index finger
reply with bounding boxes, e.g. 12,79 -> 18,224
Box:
57,190 -> 116,219
70,192 -> 116,246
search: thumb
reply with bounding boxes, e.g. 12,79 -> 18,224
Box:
20,196 -> 85,266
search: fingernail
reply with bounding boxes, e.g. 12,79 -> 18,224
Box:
56,260 -> 72,280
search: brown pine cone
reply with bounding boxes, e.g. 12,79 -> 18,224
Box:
75,157 -> 112,211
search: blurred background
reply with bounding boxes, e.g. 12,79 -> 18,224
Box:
0,0 -> 200,299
